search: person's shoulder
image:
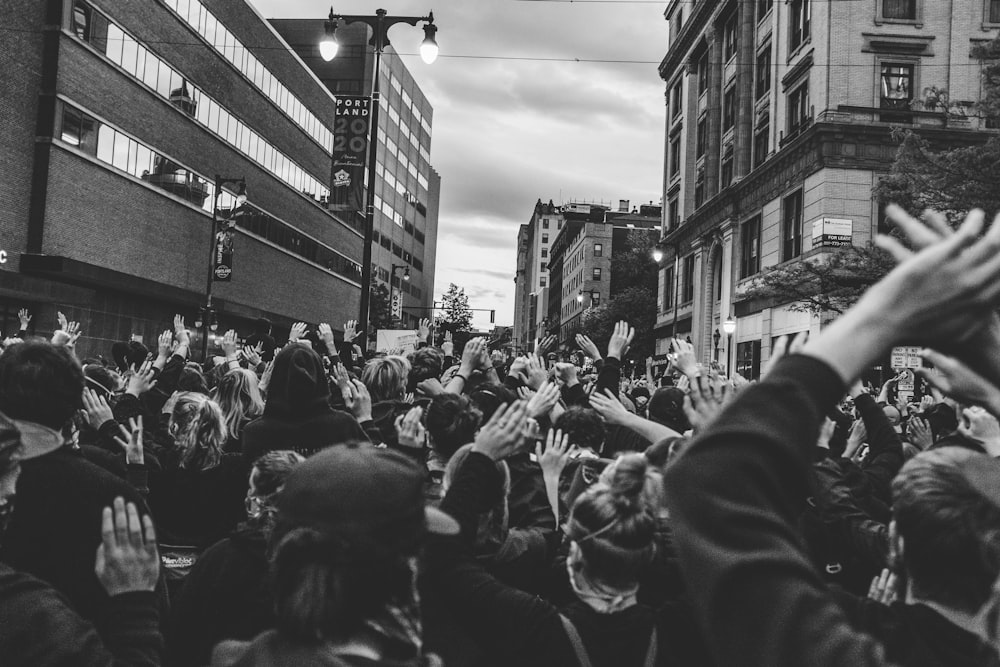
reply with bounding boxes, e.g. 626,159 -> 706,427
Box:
0,562 -> 81,627
23,448 -> 141,497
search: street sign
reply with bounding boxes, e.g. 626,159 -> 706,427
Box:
897,369 -> 915,392
890,346 -> 922,370
391,287 -> 402,320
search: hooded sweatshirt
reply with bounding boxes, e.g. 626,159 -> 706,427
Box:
242,345 -> 367,460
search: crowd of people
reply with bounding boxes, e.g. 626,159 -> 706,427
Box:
3,204 -> 1000,665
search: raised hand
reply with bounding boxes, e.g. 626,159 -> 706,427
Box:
906,415 -> 933,450
288,322 -> 308,343
867,568 -> 900,606
258,360 -> 275,394
343,320 -> 361,342
684,376 -> 735,433
394,406 -> 427,450
460,337 -> 487,374
95,497 -> 159,597
173,314 -> 190,348
535,334 -> 557,357
221,329 -> 239,358
471,400 -> 530,461
344,379 -> 373,422
156,330 -> 173,360
126,365 -> 157,398
317,323 -> 337,354
589,388 -> 631,426
242,343 -> 263,368
526,381 -> 560,419
17,308 -> 31,329
607,321 -> 634,360
764,332 -> 807,379
418,318 -> 432,341
958,406 -> 1000,456
57,311 -> 68,332
553,362 -> 579,387
535,428 -> 575,481
915,349 -> 1000,416
575,334 -> 601,361
842,419 -> 866,460
517,354 -> 547,391
441,331 -> 455,357
113,416 -> 145,465
81,388 -> 115,430
416,377 -> 445,397
672,337 -> 699,379
52,320 -> 82,348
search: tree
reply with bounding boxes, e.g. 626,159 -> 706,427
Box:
579,285 -> 657,362
438,283 -> 473,334
370,282 -> 393,331
610,229 -> 660,296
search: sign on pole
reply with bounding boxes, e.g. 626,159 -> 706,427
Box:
810,217 -> 853,248
391,286 -> 402,320
376,329 -> 419,355
890,346 -> 922,370
212,221 -> 235,282
329,96 -> 370,211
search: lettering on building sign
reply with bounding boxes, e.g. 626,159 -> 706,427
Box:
0,250 -> 7,264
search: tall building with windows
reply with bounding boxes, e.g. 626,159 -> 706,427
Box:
0,0 -> 364,358
656,0 -> 1000,379
512,199 -> 564,350
270,18 -> 441,329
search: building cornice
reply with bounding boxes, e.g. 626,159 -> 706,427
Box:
659,0 -> 715,81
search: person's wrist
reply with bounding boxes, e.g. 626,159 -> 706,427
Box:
470,442 -> 499,461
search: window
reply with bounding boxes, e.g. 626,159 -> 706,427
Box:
880,63 -> 914,109
593,267 -> 603,281
591,292 -> 601,307
787,81 -> 810,134
723,15 -> 738,62
758,0 -> 774,20
721,149 -> 734,188
671,79 -> 684,120
789,0 -> 810,52
594,243 -> 603,257
668,196 -> 680,229
740,215 -> 762,278
736,340 -> 762,380
723,86 -> 737,131
542,219 -> 549,229
883,0 -> 916,19
992,0 -> 1000,23
540,277 -> 547,287
669,135 -> 682,178
782,190 -> 803,261
663,267 -> 675,310
754,121 -> 770,167
696,117 -> 707,157
542,234 -> 549,243
541,248 -> 548,258
697,52 -> 709,96
541,263 -> 547,272
756,47 -> 772,100
681,255 -> 695,303
695,167 -> 706,208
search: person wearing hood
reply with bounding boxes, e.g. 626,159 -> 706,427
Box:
242,344 -> 368,460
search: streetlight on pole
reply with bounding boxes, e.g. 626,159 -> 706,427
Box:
723,314 -> 736,377
203,175 -> 246,363
319,8 -> 438,351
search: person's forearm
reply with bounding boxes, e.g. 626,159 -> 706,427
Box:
618,412 -> 679,444
595,357 -> 621,398
802,307 -> 891,386
542,471 -> 561,527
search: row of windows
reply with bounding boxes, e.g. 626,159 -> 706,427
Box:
373,264 -> 423,299
158,0 -> 334,152
379,57 -> 433,137
372,229 -> 424,270
58,101 -> 362,284
73,5 -> 335,218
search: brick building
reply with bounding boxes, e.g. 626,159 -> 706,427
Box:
270,18 -> 441,329
656,0 -> 1000,379
0,0 -> 366,359
512,199 -> 563,351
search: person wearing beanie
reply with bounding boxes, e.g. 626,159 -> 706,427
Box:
242,345 -> 368,461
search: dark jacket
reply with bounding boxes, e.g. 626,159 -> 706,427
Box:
426,451 -> 710,667
210,630 -> 441,666
0,446 -> 148,626
663,354 -> 1000,667
0,562 -> 162,666
168,526 -> 272,667
243,346 -> 368,459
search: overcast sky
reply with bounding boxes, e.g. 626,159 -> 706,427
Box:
255,0 -> 669,329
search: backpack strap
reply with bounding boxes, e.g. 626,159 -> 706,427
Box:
643,624 -> 658,667
559,614 -> 594,667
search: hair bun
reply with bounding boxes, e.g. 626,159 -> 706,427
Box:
608,453 -> 649,509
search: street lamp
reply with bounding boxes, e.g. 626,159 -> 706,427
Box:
318,8 -> 437,349
202,175 -> 246,362
652,242 -> 665,263
723,315 -> 736,376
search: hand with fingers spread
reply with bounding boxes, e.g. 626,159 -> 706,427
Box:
535,428 -> 576,481
17,308 -> 31,330
343,320 -> 362,342
345,379 -> 373,422
395,406 -> 427,450
173,314 -> 190,349
915,349 -> 1000,417
959,406 -> 1000,456
288,322 -> 308,344
684,376 -> 735,433
575,334 -> 601,361
95,497 -> 159,596
81,388 -> 115,430
258,360 -> 275,394
764,333 -> 808,379
113,416 -> 145,465
52,320 -> 82,348
330,362 -> 352,397
674,374 -> 690,393
607,321 -> 635,360
671,337 -> 699,379
154,330 -> 173,368
471,401 -> 530,461
242,343 -> 263,368
589,388 -> 631,426
906,416 -> 934,451
126,365 -> 157,398
460,337 -> 487,376
535,334 -> 557,357
441,331 -> 455,357
867,568 -> 900,606
221,329 -> 240,359
843,419 -> 867,460
516,386 -> 536,401
517,354 -> 547,391
526,381 -> 560,419
317,323 -> 338,356
418,318 -> 432,342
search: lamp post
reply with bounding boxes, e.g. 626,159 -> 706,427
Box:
723,315 -> 736,377
390,263 -> 410,327
202,175 -> 246,362
713,328 -> 721,361
319,8 -> 438,350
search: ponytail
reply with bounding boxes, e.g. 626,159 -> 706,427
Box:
170,392 -> 227,470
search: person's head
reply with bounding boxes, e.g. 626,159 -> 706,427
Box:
443,443 -> 511,557
566,453 -> 657,592
265,345 -> 330,418
168,392 -> 227,470
0,341 -> 84,431
83,364 -> 120,402
178,365 -> 209,395
425,393 -> 482,460
246,450 -> 304,533
891,447 -> 1000,615
554,406 -> 606,453
212,368 -> 264,440
253,318 -> 272,337
269,443 -> 458,643
923,403 -> 959,442
598,453 -> 668,518
407,347 -> 444,392
469,384 -> 518,421
361,356 -> 410,403
646,387 -> 690,433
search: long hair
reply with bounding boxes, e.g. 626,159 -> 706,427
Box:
212,368 -> 264,442
247,450 -> 304,535
169,392 -> 227,471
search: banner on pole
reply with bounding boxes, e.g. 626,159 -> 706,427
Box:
212,222 -> 235,282
329,96 -> 370,211
391,286 -> 403,320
